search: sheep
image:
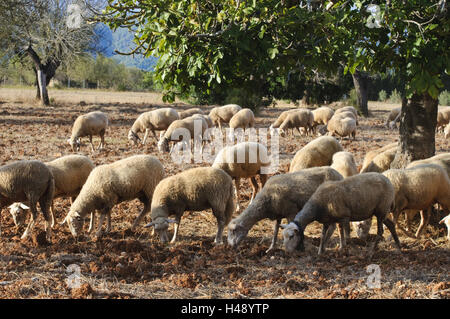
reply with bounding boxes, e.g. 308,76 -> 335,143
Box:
437,107 -> 450,132
406,153 -> 450,178
269,109 -> 299,134
9,155 -> 95,229
144,167 -> 236,244
0,160 -> 55,239
360,146 -> 397,173
327,117 -> 356,140
334,106 -> 358,125
330,151 -> 358,178
178,108 -> 204,119
361,142 -> 398,172
209,104 -> 242,129
439,215 -> 450,241
128,108 -> 179,146
212,142 -> 270,211
278,109 -> 314,137
229,108 -> 255,131
62,155 -> 165,238
382,164 -> 450,238
157,116 -> 208,153
445,123 -> 450,139
192,113 -> 214,128
386,107 -> 401,129
312,106 -> 335,127
227,166 -> 343,252
281,173 -> 401,255
68,111 -> 108,152
289,136 -> 343,172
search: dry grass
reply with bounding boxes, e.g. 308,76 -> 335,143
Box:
0,88 -> 449,299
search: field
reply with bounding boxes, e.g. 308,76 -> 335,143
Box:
0,87 -> 449,299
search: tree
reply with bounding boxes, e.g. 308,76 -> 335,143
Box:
0,0 -> 101,105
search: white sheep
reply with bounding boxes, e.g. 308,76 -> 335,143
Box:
279,109 -> 314,137
178,108 -> 204,119
330,151 -> 358,178
445,123 -> 450,139
192,113 -> 214,128
68,111 -> 108,152
228,109 -> 255,135
437,107 -> 450,132
145,167 -> 236,244
312,106 -> 335,127
386,107 -> 401,129
62,155 -> 165,238
360,146 -> 397,173
282,173 -> 401,255
383,164 -> 450,238
128,108 -> 179,145
227,167 -> 343,252
439,215 -> 450,241
212,142 -> 271,211
9,155 -> 95,228
289,136 -> 343,172
335,106 -> 358,117
209,104 -> 242,129
361,142 -> 398,172
270,109 -> 299,134
327,117 -> 356,140
0,160 -> 55,239
157,116 -> 208,153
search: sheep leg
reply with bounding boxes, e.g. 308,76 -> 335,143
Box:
318,223 -> 336,255
50,201 -> 55,228
415,207 -> 431,238
39,197 -> 53,241
383,218 -> 401,250
234,178 -> 241,212
142,129 -> 150,145
266,219 -> 281,253
88,135 -> 95,152
87,211 -> 95,233
249,177 -> 258,204
213,214 -> 227,245
21,202 -> 37,239
105,213 -> 111,233
131,198 -> 150,231
170,217 -> 181,243
337,222 -> 348,250
95,213 -> 106,238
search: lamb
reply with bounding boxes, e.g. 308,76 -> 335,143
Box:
278,109 -> 314,136
178,108 -> 204,119
68,111 -> 109,152
229,108 -> 255,131
212,142 -> 271,211
227,167 -> 343,252
326,116 -> 356,140
0,160 -> 55,239
269,109 -> 299,134
330,151 -> 358,178
281,173 -> 401,255
62,155 -> 165,238
128,108 -> 179,145
382,164 -> 450,238
144,167 -> 236,244
289,136 -> 343,172
437,107 -> 450,132
208,104 -> 242,129
360,146 -> 397,173
157,116 -> 208,153
361,142 -> 398,172
312,106 -> 335,127
9,155 -> 95,228
439,215 -> 450,241
386,107 -> 401,129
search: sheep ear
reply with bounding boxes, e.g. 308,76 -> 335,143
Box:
144,222 -> 155,228
19,203 -> 30,210
60,216 -> 68,225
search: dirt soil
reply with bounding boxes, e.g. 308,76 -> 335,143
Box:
0,93 -> 449,299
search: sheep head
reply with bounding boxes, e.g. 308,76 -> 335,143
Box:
145,217 -> 176,243
64,211 -> 83,237
68,137 -> 81,152
128,130 -> 140,145
227,220 -> 249,248
157,137 -> 170,153
353,219 -> 372,240
281,222 -> 305,254
8,202 -> 29,227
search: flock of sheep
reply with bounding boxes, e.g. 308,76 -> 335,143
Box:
1,102 -> 449,258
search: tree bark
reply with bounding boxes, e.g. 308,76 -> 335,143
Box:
351,70 -> 369,117
390,93 -> 437,169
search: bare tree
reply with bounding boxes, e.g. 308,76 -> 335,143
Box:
0,0 -> 103,105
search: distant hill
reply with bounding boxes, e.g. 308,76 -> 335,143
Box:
94,24 -> 157,71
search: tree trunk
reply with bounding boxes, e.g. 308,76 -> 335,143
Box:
390,93 -> 437,169
352,70 -> 369,117
37,69 -> 50,106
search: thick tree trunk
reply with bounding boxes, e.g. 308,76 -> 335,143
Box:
37,69 -> 50,106
352,70 -> 369,117
34,69 -> 41,100
390,93 -> 437,169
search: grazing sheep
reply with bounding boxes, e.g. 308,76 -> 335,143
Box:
439,215 -> 450,241
312,106 -> 335,127
270,109 -> 299,134
212,142 -> 271,211
279,109 -> 314,137
382,164 -> 450,238
192,113 -> 214,128
289,136 -> 343,172
227,167 -> 343,252
282,173 -> 401,255
327,117 -> 356,140
335,106 -> 358,117
145,167 -> 236,244
0,160 -> 55,239
330,151 -> 358,178
178,108 -> 204,119
157,116 -> 208,153
10,155 -> 95,229
62,155 -> 165,238
209,104 -> 242,129
406,153 -> 450,178
360,146 -> 397,173
128,108 -> 179,145
68,111 -> 108,152
229,109 -> 255,131
386,107 -> 401,129
437,108 -> 450,132
361,142 -> 398,172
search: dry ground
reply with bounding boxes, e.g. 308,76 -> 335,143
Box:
0,88 -> 449,299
